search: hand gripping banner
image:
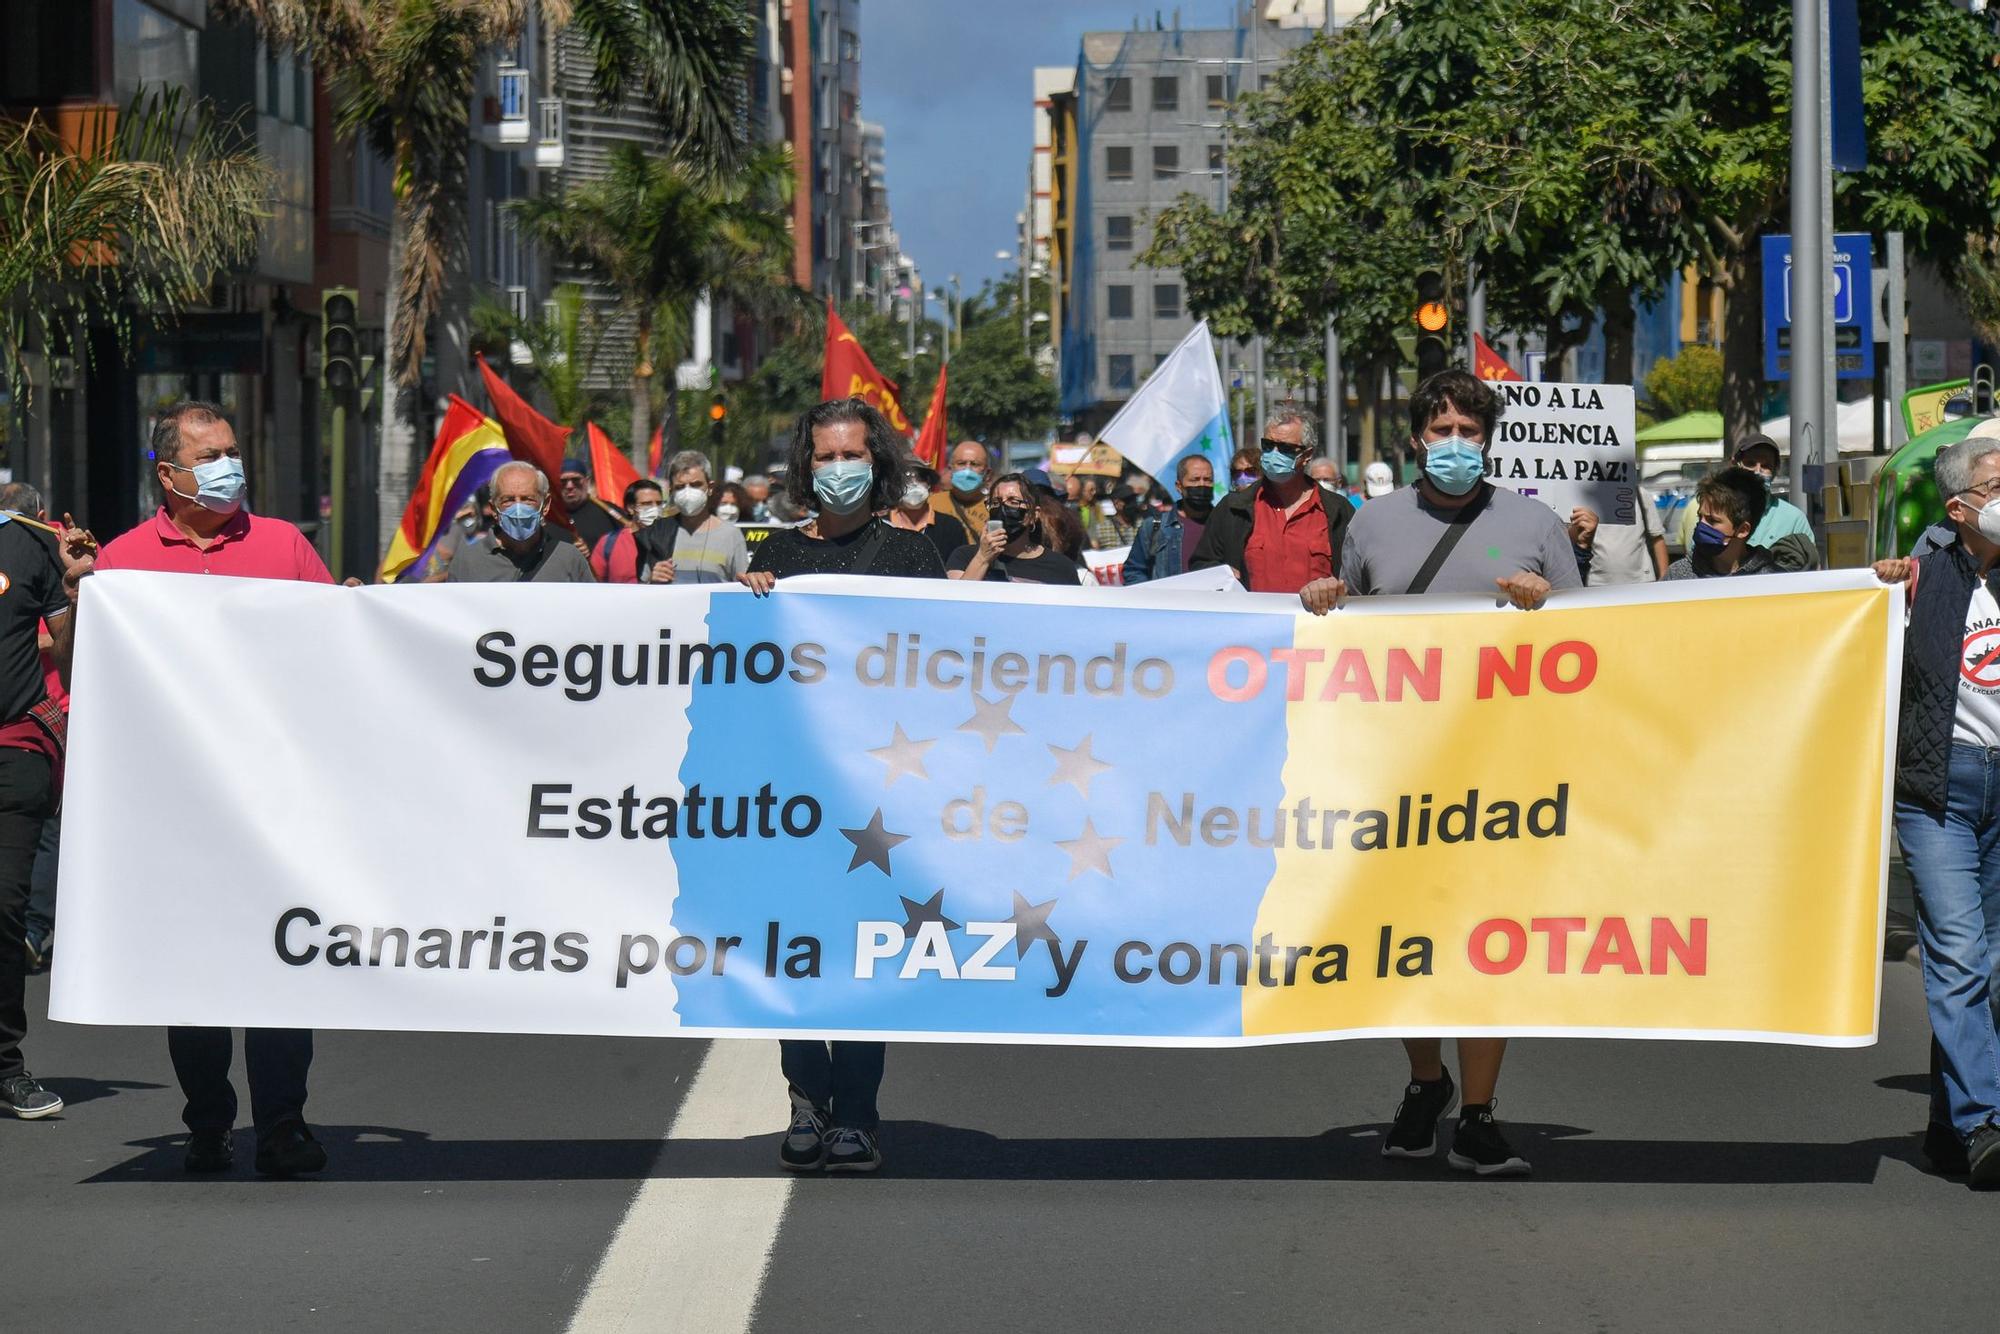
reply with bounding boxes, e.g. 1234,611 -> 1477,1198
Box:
52,570 -> 1899,1047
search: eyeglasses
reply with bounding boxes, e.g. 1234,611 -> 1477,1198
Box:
1259,438 -> 1312,458
1960,479 -> 2000,503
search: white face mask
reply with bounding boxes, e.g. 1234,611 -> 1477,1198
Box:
633,504 -> 664,527
716,503 -> 741,523
672,486 -> 708,518
1975,496 -> 2000,544
900,482 -> 931,510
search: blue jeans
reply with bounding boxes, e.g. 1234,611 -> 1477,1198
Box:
1896,742 -> 2000,1139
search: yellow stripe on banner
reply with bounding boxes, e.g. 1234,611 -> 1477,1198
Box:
1242,586 -> 1890,1043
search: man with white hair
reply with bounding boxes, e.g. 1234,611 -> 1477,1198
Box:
446,460 -> 595,583
1189,402 -> 1354,592
1876,433 -> 2000,1186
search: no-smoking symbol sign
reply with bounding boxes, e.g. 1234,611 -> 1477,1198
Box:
1963,628 -> 2000,690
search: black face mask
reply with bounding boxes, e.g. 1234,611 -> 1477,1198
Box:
993,503 -> 1035,540
1181,488 -> 1214,517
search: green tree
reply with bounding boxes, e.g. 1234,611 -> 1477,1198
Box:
0,92 -> 269,410
1643,344 -> 1724,419
218,0 -> 755,545
512,142 -> 801,459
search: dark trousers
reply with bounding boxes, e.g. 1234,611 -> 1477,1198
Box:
0,750 -> 54,1080
167,1026 -> 314,1139
24,811 -> 58,941
779,1039 -> 885,1129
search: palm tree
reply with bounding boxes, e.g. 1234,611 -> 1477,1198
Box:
0,90 -> 270,409
215,0 -> 754,547
511,141 -> 800,457
480,281 -> 612,430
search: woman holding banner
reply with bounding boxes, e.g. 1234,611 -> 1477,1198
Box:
742,399 -> 944,1174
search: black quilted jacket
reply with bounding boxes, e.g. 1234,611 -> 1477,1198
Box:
1898,532 -> 1999,811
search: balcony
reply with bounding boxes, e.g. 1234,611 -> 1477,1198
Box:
506,286 -> 531,321
535,98 -> 564,169
491,65 -> 529,144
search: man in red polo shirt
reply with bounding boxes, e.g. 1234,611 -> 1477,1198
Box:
94,400 -> 330,1177
1189,403 -> 1353,592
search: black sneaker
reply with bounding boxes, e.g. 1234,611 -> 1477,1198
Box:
1448,1101 -> 1531,1177
1924,1121 -> 1969,1176
185,1129 -> 233,1174
254,1121 -> 327,1178
823,1126 -> 881,1174
1967,1121 -> 2000,1190
1382,1069 -> 1457,1158
1,1072 -> 63,1119
779,1091 -> 828,1172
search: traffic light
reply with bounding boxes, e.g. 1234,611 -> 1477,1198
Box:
321,288 -> 358,394
708,395 -> 727,447
1413,270 -> 1450,379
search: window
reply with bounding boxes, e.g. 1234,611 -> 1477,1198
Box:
1107,285 -> 1134,319
1206,73 -> 1229,108
1153,145 -> 1179,180
1207,143 -> 1224,173
1105,77 -> 1132,111
1109,355 -> 1136,390
1151,76 -> 1178,111
1106,215 -> 1134,251
1154,284 -> 1181,319
1106,145 -> 1132,180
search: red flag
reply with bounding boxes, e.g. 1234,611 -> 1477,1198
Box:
1474,333 -> 1523,382
821,302 -> 913,435
647,423 -> 664,478
587,421 -> 645,510
912,362 -> 948,468
476,353 -> 576,530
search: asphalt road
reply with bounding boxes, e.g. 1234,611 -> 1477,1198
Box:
4,956 -> 1990,1334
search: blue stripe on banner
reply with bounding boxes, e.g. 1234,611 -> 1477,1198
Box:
670,590 -> 1291,1039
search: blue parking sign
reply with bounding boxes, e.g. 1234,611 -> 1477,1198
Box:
1762,233 -> 1875,382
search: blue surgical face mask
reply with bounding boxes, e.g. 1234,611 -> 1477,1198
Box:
813,459 -> 875,515
1258,448 -> 1299,482
1422,437 -> 1487,496
950,467 -> 984,494
1692,520 -> 1731,549
497,501 -> 544,542
169,455 -> 247,514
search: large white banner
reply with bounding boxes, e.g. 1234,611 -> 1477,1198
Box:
1485,380 -> 1639,524
49,570 -> 1896,1047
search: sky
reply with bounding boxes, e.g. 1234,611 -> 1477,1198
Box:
859,0 -> 1247,303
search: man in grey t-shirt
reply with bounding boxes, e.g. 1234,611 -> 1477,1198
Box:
1299,369 -> 1582,1181
445,460 -> 595,584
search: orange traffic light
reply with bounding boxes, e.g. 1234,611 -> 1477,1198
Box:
708,399 -> 727,422
1415,302 -> 1449,333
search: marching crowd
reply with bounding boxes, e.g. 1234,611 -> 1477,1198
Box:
12,369 -> 2000,1188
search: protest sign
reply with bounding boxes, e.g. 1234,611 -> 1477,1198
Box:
1484,380 -> 1639,524
55,571 -> 1895,1047
1083,545 -> 1130,586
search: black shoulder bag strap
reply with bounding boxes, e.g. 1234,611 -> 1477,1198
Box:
1405,484 -> 1493,596
845,520 -> 892,577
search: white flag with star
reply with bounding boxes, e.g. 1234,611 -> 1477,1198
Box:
1095,320 -> 1233,498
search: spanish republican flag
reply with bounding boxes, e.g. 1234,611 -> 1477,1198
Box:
821,302 -> 913,435
587,420 -> 645,508
380,395 -> 511,582
647,423 -> 665,478
1474,333 -> 1523,382
912,362 -> 947,468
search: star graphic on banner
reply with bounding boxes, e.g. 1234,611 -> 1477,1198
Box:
1007,892 -> 1061,957
957,692 -> 1027,753
1055,817 -> 1122,880
839,808 -> 910,876
1046,734 -> 1113,798
867,723 -> 936,788
899,889 -> 961,939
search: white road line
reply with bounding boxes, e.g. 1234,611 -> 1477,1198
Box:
567,1039 -> 792,1333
